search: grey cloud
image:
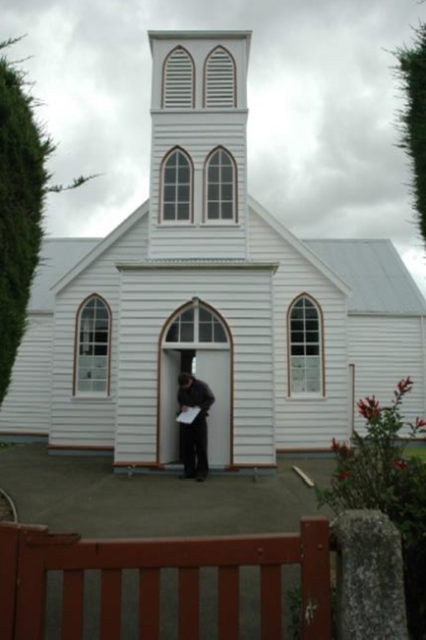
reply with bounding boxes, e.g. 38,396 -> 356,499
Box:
1,0 -> 425,286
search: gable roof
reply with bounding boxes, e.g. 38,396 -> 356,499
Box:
248,195 -> 352,296
51,200 -> 149,296
29,238 -> 100,312
32,196 -> 425,317
304,239 -> 426,315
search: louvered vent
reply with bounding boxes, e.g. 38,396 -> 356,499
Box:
205,47 -> 236,108
163,47 -> 194,109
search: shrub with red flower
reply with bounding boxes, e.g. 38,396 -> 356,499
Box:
415,416 -> 426,431
356,395 -> 380,420
397,376 -> 413,394
317,378 -> 426,638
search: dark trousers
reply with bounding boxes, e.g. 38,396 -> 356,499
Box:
181,416 -> 209,477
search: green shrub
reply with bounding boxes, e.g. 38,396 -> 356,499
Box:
317,377 -> 426,639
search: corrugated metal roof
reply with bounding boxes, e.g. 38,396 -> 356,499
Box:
304,239 -> 426,315
29,238 -> 100,311
28,237 -> 426,316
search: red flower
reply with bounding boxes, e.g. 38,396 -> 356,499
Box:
340,442 -> 349,457
397,377 -> 413,394
392,460 -> 407,470
331,439 -> 350,457
339,471 -> 349,480
357,396 -> 380,420
331,438 -> 340,452
415,417 -> 426,429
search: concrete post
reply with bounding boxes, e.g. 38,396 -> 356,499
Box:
333,510 -> 408,640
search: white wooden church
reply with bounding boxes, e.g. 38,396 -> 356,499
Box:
1,31 -> 426,471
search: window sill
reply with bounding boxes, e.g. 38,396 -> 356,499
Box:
155,222 -> 241,228
157,222 -> 194,227
72,395 -> 114,402
286,394 -> 327,401
201,221 -> 240,227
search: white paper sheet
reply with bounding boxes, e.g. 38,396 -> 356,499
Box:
176,407 -> 201,424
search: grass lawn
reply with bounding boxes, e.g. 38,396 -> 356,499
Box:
405,447 -> 426,462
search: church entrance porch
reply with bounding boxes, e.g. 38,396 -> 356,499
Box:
159,300 -> 232,468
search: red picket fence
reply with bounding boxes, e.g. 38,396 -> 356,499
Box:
0,517 -> 331,639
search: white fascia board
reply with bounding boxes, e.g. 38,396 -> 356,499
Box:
51,200 -> 149,295
248,194 -> 352,297
148,30 -> 252,46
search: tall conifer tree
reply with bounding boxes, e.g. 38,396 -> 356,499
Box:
0,39 -> 94,404
0,40 -> 53,404
396,25 -> 426,248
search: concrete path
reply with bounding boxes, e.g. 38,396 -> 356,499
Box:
0,443 -> 334,536
0,444 -> 335,638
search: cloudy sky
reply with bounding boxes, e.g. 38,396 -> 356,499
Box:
3,0 -> 426,294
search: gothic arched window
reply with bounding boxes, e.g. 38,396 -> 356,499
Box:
161,148 -> 193,223
288,295 -> 324,395
75,295 -> 111,395
205,147 -> 237,222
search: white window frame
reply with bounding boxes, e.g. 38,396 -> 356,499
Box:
74,295 -> 111,397
161,148 -> 193,224
288,295 -> 324,397
204,148 -> 237,224
163,303 -> 229,348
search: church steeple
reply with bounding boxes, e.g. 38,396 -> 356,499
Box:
147,31 -> 252,259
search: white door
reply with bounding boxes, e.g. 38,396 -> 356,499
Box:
160,350 -> 181,464
195,350 -> 231,467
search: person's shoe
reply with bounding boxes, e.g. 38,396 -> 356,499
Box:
179,473 -> 195,480
196,475 -> 206,483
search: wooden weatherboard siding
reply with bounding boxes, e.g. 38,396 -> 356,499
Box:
149,113 -> 248,259
49,217 -> 149,448
248,206 -> 350,449
114,266 -> 275,465
348,314 -> 426,435
148,34 -> 250,260
150,35 -> 249,115
0,314 -> 53,435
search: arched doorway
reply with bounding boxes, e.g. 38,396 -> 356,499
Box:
159,299 -> 232,467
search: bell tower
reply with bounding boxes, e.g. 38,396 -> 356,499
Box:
147,31 -> 252,259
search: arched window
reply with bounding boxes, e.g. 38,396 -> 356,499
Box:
204,46 -> 236,108
161,148 -> 192,223
163,46 -> 195,109
165,304 -> 228,345
288,295 -> 323,395
205,147 -> 237,222
75,295 -> 111,395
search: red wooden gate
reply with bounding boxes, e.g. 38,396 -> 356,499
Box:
0,517 -> 331,639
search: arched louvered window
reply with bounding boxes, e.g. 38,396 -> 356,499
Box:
163,46 -> 195,109
288,295 -> 324,395
204,46 -> 236,108
75,295 -> 111,395
205,147 -> 236,222
161,148 -> 192,223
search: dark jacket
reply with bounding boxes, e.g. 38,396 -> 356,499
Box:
178,378 -> 215,417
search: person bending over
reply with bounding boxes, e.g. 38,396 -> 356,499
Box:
177,372 -> 215,482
